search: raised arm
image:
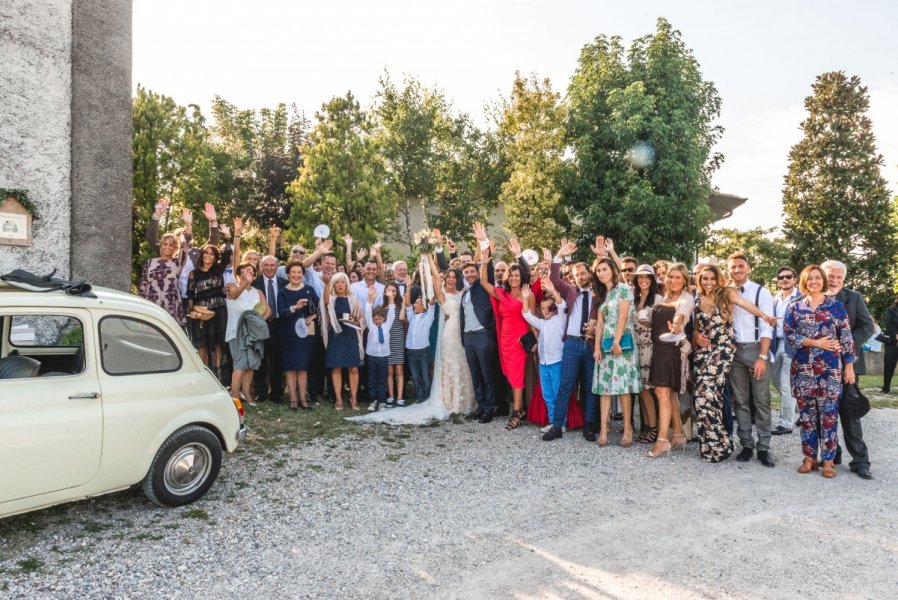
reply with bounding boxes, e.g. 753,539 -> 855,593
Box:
205,203 -> 220,246
479,248 -> 499,299
232,218 -> 242,274
303,238 -> 334,269
268,225 -> 281,258
372,242 -> 384,281
147,197 -> 169,253
343,233 -> 354,273
427,252 -> 445,304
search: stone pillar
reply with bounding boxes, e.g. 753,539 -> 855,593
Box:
0,0 -> 132,291
70,0 -> 132,291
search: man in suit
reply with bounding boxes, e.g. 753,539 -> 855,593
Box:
459,224 -> 501,423
542,241 -> 599,442
253,255 -> 287,403
822,260 -> 875,479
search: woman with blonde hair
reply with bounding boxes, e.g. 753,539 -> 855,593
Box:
693,265 -> 776,462
644,262 -> 693,457
321,271 -> 366,410
139,198 -> 193,326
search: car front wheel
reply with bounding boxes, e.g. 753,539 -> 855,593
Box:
142,425 -> 222,507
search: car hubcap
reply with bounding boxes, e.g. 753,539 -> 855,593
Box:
163,443 -> 212,496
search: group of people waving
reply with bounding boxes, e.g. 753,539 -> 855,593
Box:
138,204 -> 875,479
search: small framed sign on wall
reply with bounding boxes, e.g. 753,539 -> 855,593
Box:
0,190 -> 36,247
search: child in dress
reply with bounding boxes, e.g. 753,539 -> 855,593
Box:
364,286 -> 396,412
522,277 -> 567,433
401,285 -> 437,405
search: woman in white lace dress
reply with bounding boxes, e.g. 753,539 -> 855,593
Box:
430,259 -> 477,415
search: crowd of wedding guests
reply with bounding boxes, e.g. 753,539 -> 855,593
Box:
138,200 -> 879,480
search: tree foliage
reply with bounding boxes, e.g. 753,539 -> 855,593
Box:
700,227 -> 792,289
375,74 -> 502,252
781,71 -> 897,318
286,92 -> 397,250
564,18 -> 723,263
496,72 -> 568,250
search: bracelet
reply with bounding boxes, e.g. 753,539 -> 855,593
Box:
234,235 -> 241,238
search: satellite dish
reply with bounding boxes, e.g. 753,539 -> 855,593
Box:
313,224 -> 330,239
522,249 -> 539,267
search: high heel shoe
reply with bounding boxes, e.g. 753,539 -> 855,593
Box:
671,433 -> 688,452
645,438 -> 671,458
636,427 -> 658,444
620,430 -> 633,448
597,431 -> 608,447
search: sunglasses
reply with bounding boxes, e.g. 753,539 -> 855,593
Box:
621,268 -> 636,273
292,249 -> 305,254
777,274 -> 795,280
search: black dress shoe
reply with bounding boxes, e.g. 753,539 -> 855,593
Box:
757,451 -> 775,468
771,426 -> 793,436
736,447 -> 753,462
834,448 -> 843,465
478,413 -> 493,424
854,466 -> 874,480
465,413 -> 481,421
541,426 -> 563,441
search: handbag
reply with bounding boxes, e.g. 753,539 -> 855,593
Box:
841,383 -> 870,420
519,331 -> 537,353
601,332 -> 634,353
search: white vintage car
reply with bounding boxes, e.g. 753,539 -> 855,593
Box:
0,279 -> 246,519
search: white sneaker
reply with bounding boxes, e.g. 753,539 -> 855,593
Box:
396,399 -> 406,407
386,397 -> 395,407
540,424 -> 553,433
562,427 -> 568,433
368,401 -> 379,412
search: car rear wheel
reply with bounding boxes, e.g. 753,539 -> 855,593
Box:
142,425 -> 222,507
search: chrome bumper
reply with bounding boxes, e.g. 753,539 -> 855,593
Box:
237,423 -> 248,443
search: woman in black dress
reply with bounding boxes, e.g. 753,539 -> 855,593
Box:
277,260 -> 320,410
187,227 -> 232,380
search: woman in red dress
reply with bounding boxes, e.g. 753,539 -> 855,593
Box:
480,243 -> 531,430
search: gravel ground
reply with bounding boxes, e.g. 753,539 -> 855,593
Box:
2,409 -> 897,599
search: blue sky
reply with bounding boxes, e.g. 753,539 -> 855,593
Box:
133,0 -> 898,231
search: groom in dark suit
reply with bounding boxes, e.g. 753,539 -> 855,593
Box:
460,258 -> 500,423
253,255 -> 288,403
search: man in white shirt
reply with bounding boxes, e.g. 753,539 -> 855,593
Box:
727,252 -> 776,467
771,266 -> 801,435
350,260 -> 385,306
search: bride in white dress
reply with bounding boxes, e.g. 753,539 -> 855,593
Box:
348,254 -> 476,425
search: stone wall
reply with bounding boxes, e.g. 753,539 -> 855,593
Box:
0,0 -> 73,278
0,0 -> 132,291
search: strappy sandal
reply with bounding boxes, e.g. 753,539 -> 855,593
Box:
797,458 -> 818,474
620,430 -> 634,448
645,438 -> 671,458
671,433 -> 688,452
289,399 -> 298,411
597,431 -> 608,447
821,460 -> 836,478
505,410 -> 525,430
636,427 -> 658,444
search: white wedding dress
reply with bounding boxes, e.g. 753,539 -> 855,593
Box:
347,290 -> 476,425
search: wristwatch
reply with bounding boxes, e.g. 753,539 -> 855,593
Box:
758,354 -> 768,361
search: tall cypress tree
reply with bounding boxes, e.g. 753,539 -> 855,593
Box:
782,71 -> 897,318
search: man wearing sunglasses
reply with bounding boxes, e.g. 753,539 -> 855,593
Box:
277,245 -> 306,279
771,266 -> 801,435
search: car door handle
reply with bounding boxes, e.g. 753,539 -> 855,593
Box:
68,392 -> 100,400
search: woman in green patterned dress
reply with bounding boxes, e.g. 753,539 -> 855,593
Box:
591,257 -> 641,447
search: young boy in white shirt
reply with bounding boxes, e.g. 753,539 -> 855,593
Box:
401,286 -> 437,405
364,286 -> 396,411
522,278 -> 567,433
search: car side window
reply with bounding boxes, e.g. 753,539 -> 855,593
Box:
0,315 -> 85,379
99,316 -> 182,375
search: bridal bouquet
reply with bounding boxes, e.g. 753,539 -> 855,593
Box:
413,228 -> 438,254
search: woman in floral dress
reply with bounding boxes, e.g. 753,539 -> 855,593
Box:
693,265 -> 777,462
784,265 -> 855,479
139,198 -> 192,327
591,257 -> 640,447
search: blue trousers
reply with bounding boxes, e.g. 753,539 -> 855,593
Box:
539,362 -> 562,425
366,355 -> 388,403
552,339 -> 598,429
407,347 -> 431,401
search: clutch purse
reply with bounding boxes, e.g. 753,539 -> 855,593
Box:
601,332 -> 634,353
519,331 -> 537,353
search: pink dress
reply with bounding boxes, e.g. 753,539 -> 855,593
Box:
491,288 -> 529,389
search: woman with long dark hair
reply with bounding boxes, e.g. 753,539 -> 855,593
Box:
591,257 -> 640,447
632,264 -> 660,443
187,227 -> 232,380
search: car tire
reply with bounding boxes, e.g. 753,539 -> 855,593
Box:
142,425 -> 222,507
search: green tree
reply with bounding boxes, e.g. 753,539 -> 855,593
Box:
286,92 -> 397,250
781,71 -> 897,318
374,74 -> 502,252
564,18 -> 723,263
496,72 -> 568,250
700,227 -> 792,290
132,86 -> 215,285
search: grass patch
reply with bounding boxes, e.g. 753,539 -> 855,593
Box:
132,533 -> 164,542
241,403 -> 369,453
16,557 -> 44,574
385,454 -> 403,462
82,520 -> 113,534
307,464 -> 324,472
183,508 -> 209,521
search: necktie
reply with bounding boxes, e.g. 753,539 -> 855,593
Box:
580,290 -> 590,335
267,279 -> 276,317
377,325 -> 385,344
739,285 -> 745,293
